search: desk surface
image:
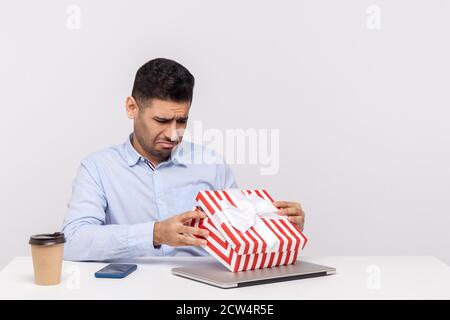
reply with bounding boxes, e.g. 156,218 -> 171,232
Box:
0,256 -> 449,300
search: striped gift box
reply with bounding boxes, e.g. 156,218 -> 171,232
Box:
190,189 -> 308,272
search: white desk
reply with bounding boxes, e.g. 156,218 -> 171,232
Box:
0,256 -> 449,300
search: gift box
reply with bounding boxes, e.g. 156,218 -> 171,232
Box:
190,189 -> 308,272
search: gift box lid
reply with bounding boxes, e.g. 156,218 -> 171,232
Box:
195,189 -> 307,255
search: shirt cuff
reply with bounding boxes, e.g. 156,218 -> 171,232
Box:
128,221 -> 162,256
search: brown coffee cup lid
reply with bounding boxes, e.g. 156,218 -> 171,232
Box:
29,232 -> 66,246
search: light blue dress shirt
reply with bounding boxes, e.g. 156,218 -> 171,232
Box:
62,134 -> 237,261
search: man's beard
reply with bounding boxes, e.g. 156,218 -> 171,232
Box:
136,133 -> 171,160
134,124 -> 177,161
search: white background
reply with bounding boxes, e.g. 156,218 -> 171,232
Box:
0,0 -> 449,269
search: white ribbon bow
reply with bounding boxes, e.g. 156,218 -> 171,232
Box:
219,190 -> 279,232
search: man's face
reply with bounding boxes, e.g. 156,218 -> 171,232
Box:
132,98 -> 190,161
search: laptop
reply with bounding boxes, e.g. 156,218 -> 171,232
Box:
171,260 -> 336,289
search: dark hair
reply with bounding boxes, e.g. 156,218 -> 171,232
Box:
131,58 -> 195,105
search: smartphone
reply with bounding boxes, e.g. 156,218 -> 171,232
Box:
94,264 -> 137,279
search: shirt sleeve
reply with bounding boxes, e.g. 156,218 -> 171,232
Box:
62,159 -> 161,261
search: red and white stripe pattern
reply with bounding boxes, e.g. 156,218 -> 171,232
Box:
195,189 -> 307,255
190,208 -> 300,272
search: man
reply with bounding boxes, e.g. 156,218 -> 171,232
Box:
62,58 -> 305,261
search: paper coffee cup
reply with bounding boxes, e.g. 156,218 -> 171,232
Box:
29,232 -> 65,286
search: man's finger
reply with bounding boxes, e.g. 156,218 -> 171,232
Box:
179,210 -> 207,222
181,225 -> 210,238
288,215 -> 305,225
273,201 -> 302,209
296,222 -> 305,233
178,235 -> 207,247
278,207 -> 304,216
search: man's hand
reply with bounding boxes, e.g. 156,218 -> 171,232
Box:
153,211 -> 210,247
273,201 -> 306,232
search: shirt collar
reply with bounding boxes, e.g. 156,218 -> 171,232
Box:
124,133 -> 187,167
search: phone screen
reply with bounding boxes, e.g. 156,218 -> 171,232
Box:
95,264 -> 137,278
